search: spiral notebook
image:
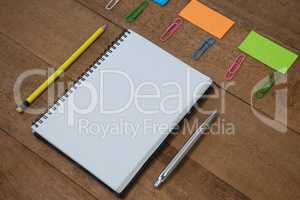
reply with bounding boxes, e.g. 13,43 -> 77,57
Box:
32,30 -> 212,195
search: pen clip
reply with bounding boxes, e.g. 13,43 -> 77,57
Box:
125,0 -> 149,22
225,54 -> 246,80
160,18 -> 183,42
192,38 -> 216,61
254,72 -> 275,99
105,0 -> 120,10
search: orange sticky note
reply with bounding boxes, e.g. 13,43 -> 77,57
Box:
179,0 -> 235,39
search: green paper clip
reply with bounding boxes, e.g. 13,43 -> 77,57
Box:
254,73 -> 275,99
125,0 -> 149,22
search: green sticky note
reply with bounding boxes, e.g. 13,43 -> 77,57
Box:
239,31 -> 298,73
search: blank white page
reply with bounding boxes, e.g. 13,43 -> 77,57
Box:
32,30 -> 212,194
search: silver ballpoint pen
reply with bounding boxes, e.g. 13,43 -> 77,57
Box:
154,111 -> 218,187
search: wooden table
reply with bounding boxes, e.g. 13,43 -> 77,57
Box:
0,0 -> 299,199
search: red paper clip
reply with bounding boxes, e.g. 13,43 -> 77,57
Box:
160,18 -> 183,42
225,54 -> 246,80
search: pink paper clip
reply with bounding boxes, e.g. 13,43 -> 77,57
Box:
160,18 -> 183,42
225,54 -> 246,80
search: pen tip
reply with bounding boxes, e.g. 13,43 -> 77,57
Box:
154,179 -> 162,188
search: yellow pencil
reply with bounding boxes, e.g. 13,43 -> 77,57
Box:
16,24 -> 108,113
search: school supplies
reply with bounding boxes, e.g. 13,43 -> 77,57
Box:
154,111 -> 218,187
16,25 -> 108,113
192,38 -> 215,61
225,54 -> 246,80
160,18 -> 183,42
125,0 -> 149,22
179,0 -> 235,39
239,31 -> 298,74
254,73 -> 275,99
152,0 -> 169,6
105,0 -> 120,10
32,30 -> 212,195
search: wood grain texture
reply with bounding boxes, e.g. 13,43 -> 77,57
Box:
77,0 -> 300,134
200,0 -> 300,50
169,87 -> 300,200
0,1 -> 249,199
0,0 -> 299,199
0,131 -> 97,200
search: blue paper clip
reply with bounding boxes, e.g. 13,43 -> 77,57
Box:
152,0 -> 169,6
192,38 -> 216,61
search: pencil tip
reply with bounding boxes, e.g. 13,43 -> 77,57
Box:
103,24 -> 109,30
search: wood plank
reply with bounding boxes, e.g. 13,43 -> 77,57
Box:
0,9 -> 249,200
74,0 -> 300,134
0,0 -> 299,199
0,131 -> 97,200
0,0 -> 124,78
144,145 -> 249,200
0,26 -> 121,200
0,35 -> 249,200
0,28 -> 294,200
168,86 -> 300,200
200,0 -> 300,50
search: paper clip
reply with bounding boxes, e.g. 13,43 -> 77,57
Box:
105,0 -> 120,10
254,73 -> 275,99
224,54 -> 246,80
125,0 -> 149,22
160,18 -> 183,42
192,38 -> 216,61
152,0 -> 169,6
